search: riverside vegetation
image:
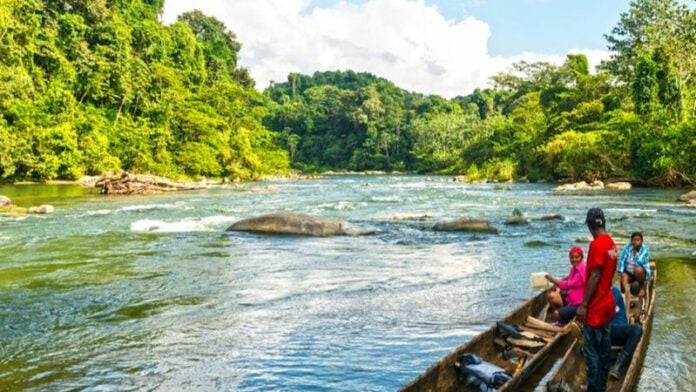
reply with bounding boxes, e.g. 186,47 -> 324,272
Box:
0,0 -> 694,186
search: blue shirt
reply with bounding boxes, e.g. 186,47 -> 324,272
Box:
617,243 -> 651,279
610,286 -> 627,326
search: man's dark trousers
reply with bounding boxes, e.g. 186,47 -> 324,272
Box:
583,324 -> 611,392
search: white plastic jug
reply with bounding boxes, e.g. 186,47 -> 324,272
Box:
530,272 -> 550,289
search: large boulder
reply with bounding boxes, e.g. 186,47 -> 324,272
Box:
227,212 -> 373,237
432,217 -> 498,234
606,182 -> 632,191
0,195 -> 10,207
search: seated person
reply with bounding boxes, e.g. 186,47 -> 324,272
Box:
545,246 -> 586,324
617,232 -> 651,297
609,286 -> 643,379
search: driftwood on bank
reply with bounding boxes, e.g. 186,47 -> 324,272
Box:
94,173 -> 206,195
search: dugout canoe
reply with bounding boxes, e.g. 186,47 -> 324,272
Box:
400,288 -> 575,392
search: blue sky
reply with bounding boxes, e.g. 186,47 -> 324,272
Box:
307,0 -> 630,56
163,0 -> 630,96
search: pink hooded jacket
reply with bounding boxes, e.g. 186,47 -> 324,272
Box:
557,247 -> 587,305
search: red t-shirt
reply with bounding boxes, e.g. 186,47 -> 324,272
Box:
584,232 -> 618,327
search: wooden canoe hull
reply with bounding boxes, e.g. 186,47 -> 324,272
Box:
618,265 -> 657,392
543,263 -> 657,392
401,289 -> 569,392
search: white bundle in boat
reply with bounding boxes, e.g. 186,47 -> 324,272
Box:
530,272 -> 550,289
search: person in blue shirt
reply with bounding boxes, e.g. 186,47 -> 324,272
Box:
609,286 -> 643,379
617,232 -> 651,297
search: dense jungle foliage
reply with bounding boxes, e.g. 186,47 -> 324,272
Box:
265,0 -> 696,184
1,0 -> 694,184
0,0 -> 289,181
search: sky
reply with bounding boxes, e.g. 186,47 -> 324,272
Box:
162,0 -> 632,97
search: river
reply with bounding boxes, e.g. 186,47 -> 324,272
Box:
0,176 -> 694,391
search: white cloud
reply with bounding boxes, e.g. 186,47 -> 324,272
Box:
162,0 -> 611,98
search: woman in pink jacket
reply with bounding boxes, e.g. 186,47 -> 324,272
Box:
545,246 -> 587,324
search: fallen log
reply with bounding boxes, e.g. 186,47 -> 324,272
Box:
95,173 -> 207,195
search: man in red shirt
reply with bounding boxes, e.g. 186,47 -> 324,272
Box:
576,207 -> 617,392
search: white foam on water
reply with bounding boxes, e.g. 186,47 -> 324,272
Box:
121,203 -> 184,212
130,219 -> 205,233
312,201 -> 367,212
130,215 -> 236,233
370,195 -> 403,202
606,208 -> 658,213
78,203 -> 191,217
200,215 -> 238,225
392,182 -> 430,189
83,209 -> 112,216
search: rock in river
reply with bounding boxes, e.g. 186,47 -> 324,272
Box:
0,195 -> 10,207
539,214 -> 563,221
29,205 -> 55,214
0,205 -> 27,215
680,190 -> 696,207
554,180 -> 605,192
432,217 -> 498,234
605,182 -> 632,190
227,212 -> 374,237
505,216 -> 529,225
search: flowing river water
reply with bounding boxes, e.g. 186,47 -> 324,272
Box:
0,176 -> 694,391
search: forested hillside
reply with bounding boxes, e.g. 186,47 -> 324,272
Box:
0,0 -> 289,181
265,0 -> 696,185
1,0 -> 694,185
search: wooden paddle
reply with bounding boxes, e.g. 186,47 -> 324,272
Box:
518,325 -> 555,340
505,336 -> 546,352
526,316 -> 565,333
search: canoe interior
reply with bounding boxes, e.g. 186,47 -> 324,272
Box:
544,263 -> 657,392
401,288 -> 569,392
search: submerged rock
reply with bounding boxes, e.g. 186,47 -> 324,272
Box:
525,240 -> 553,248
248,186 -> 279,193
0,195 -> 11,207
505,208 -> 529,225
505,209 -> 529,225
0,204 -> 27,215
539,214 -> 563,221
505,216 -> 530,225
227,212 -> 374,237
432,217 -> 498,234
29,205 -> 55,214
575,236 -> 593,243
